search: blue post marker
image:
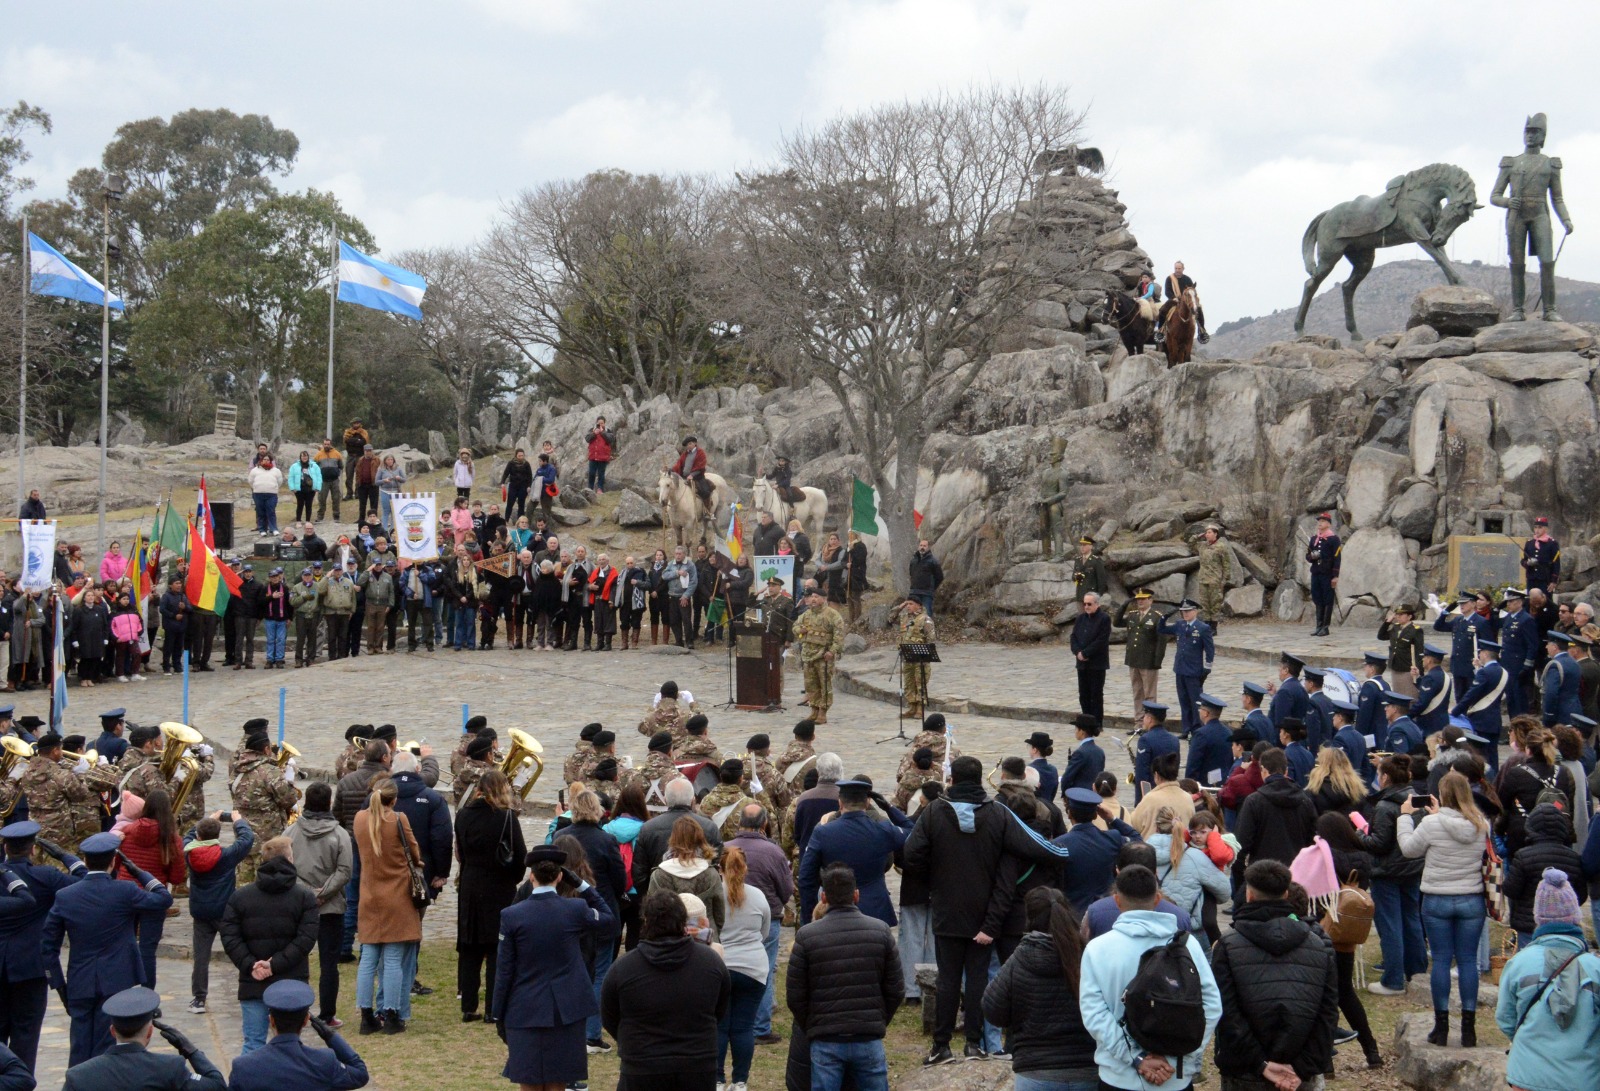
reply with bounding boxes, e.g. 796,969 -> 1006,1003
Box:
462,703 -> 470,734
182,649 -> 190,724
278,687 -> 287,747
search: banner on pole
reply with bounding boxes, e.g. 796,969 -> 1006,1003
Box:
393,493 -> 440,562
19,520 -> 55,592
753,554 -> 794,596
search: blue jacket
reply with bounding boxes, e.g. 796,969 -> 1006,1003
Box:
1079,909 -> 1222,1090
1029,758 -> 1059,803
1494,924 -> 1600,1091
63,1040 -> 225,1091
286,461 -> 323,493
798,809 -> 908,925
1435,610 -> 1494,677
1244,708 -> 1275,746
390,773 -> 452,895
1053,820 -> 1139,912
225,1030 -> 368,1091
1185,719 -> 1232,789
492,886 -> 613,1027
1383,716 -> 1426,759
1148,833 -> 1232,921
0,852 -> 83,980
1543,652 -> 1583,727
1135,727 -> 1180,790
1285,741 -> 1315,787
182,818 -> 256,921
1354,676 -> 1386,743
1161,617 -> 1214,677
1060,739 -> 1104,795
92,731 -> 129,765
1306,691 -> 1335,752
1500,609 -> 1538,670
43,870 -> 173,998
1451,659 -> 1508,737
1410,666 -> 1453,735
1332,725 -> 1373,785
1269,677 -> 1310,729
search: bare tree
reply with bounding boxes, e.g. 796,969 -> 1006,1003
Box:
478,169 -> 733,406
723,85 -> 1085,593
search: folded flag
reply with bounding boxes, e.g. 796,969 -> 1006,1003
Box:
336,241 -> 426,320
28,232 -> 124,311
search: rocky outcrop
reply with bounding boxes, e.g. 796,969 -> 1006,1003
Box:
1392,1011 -> 1506,1091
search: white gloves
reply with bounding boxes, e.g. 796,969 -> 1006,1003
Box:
283,758 -> 298,783
196,744 -> 214,758
73,757 -> 89,775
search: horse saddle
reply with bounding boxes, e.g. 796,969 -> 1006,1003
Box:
693,476 -> 714,503
779,485 -> 807,505
1136,299 -> 1161,325
1334,177 -> 1406,241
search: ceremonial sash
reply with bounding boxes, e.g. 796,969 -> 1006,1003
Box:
1420,675 -> 1454,717
1467,665 -> 1508,714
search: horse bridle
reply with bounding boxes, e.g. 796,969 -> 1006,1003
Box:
1104,293 -> 1143,332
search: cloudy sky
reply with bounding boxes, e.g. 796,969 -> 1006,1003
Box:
6,0 -> 1595,324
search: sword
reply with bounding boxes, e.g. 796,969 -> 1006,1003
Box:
1556,226 -> 1570,261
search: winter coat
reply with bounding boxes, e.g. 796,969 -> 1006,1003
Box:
334,760 -> 387,833
648,857 -> 726,938
286,813 -> 352,916
1358,783 -> 1425,882
183,817 -> 255,921
585,428 -> 615,462
116,817 -> 186,889
109,606 -> 143,645
786,904 -> 903,1042
1398,806 -> 1488,896
68,601 -> 111,660
561,820 -> 627,935
219,854 -> 320,1001
97,552 -> 128,583
1495,924 -> 1600,1091
353,807 -> 423,943
1070,609 -> 1112,670
982,930 -> 1098,1076
452,459 -> 475,488
286,461 -> 322,493
727,831 -> 793,920
500,458 -> 534,490
454,799 -> 526,946
391,772 -> 451,898
1236,775 -> 1318,866
1211,899 -> 1339,1080
633,805 -> 722,898
318,576 -> 356,613
797,809 -> 907,925
1503,804 -> 1588,934
908,550 -> 943,594
1498,759 -> 1578,858
600,937 -> 730,1079
1149,832 -> 1233,920
248,465 -> 284,494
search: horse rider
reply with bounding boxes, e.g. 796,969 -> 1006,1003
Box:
1155,260 -> 1210,343
767,456 -> 807,506
667,436 -> 714,511
1135,272 -> 1159,302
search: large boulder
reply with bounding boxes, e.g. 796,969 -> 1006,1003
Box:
1386,481 -> 1439,541
1105,543 -> 1191,568
1225,582 -> 1265,617
1272,580 -> 1306,622
1407,285 -> 1501,336
992,562 -> 1076,613
1391,1011 -> 1506,1091
1122,556 -> 1199,586
1343,447 -> 1410,529
1454,350 -> 1592,384
611,490 -> 661,527
1393,335 -> 1477,363
1338,526 -> 1414,608
1473,320 -> 1595,354
427,430 -> 451,465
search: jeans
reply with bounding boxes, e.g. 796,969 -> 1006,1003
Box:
1371,875 -> 1427,990
357,942 -> 409,1017
1015,1077 -> 1099,1091
755,917 -> 781,1035
811,1039 -> 888,1091
430,599 -> 446,643
716,969 -> 765,1083
240,998 -> 269,1053
451,604 -> 475,649
898,904 -> 935,998
1422,893 -> 1484,1011
587,460 -> 608,490
252,492 -> 278,534
391,941 -> 417,1020
340,875 -> 360,956
136,906 -> 165,989
910,590 -> 935,618
264,619 -> 287,663
586,935 -> 616,1041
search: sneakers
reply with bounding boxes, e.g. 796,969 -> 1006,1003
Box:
323,1017 -> 343,1029
131,673 -> 145,682
728,1083 -> 747,1091
963,1043 -> 990,1061
585,1038 -> 613,1054
988,1048 -> 1012,1061
923,1046 -> 956,1066
186,997 -> 206,1015
1367,982 -> 1406,996
1333,1027 -> 1359,1045
115,676 -> 129,684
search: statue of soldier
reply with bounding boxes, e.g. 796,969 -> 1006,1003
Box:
1490,113 -> 1574,322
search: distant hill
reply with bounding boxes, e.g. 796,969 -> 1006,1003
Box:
1205,259 -> 1600,358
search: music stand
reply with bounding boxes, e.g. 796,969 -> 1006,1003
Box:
877,642 -> 940,745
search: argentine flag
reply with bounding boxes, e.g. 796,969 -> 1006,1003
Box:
29,232 -> 124,311
337,241 -> 426,320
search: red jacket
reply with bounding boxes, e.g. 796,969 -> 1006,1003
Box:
117,817 -> 188,887
1219,760 -> 1264,814
671,447 -> 706,477
586,429 -> 614,462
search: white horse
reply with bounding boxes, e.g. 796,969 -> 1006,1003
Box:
657,470 -> 734,546
751,477 -> 829,540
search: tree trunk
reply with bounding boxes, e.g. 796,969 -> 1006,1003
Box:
455,386 -> 472,453
880,429 -> 926,598
246,382 -> 263,445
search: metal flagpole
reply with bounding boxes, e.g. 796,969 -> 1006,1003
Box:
325,227 -> 337,440
97,201 -> 111,555
18,212 -> 27,513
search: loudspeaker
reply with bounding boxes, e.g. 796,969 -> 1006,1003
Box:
210,501 -> 235,550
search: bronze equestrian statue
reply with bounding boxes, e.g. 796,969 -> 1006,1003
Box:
1491,112 -> 1574,322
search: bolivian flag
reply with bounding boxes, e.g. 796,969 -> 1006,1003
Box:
186,519 -> 242,616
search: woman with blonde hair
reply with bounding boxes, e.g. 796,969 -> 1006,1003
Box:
785,518 -> 812,581
1147,805 -> 1231,941
1397,771 -> 1488,1047
1307,746 -> 1366,817
646,817 -> 726,939
1496,718 -> 1575,857
354,773 -> 423,1034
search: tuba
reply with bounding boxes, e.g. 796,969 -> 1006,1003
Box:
1,737 -> 33,819
499,729 -> 545,800
159,722 -> 204,817
276,741 -> 304,825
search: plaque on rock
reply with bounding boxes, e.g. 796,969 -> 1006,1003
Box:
1446,535 -> 1523,598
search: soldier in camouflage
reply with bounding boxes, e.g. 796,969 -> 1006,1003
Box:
775,720 -> 817,785
95,724 -> 168,802
172,739 -> 216,831
229,731 -> 298,880
672,714 -> 723,768
563,723 -> 604,785
897,599 -> 936,722
1194,525 -> 1230,630
892,746 -> 939,810
18,733 -> 97,856
637,681 -> 699,742
895,714 -> 961,782
226,719 -> 272,781
699,759 -> 755,840
453,732 -> 499,808
579,756 -> 624,810
793,590 -> 845,724
637,732 -> 684,813
334,724 -> 370,780
741,733 -> 790,812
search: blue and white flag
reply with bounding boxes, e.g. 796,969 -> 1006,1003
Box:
51,594 -> 68,732
28,232 -> 124,311
18,520 -> 55,593
336,241 -> 426,320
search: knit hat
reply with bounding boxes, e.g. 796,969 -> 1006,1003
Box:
1534,867 -> 1583,927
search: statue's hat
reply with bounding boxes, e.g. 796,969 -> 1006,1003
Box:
1525,112 -> 1548,130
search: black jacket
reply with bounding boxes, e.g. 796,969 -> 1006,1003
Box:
454,799 -> 526,946
219,855 -> 320,1001
562,820 -> 628,933
392,772 -> 452,897
335,760 -> 388,833
500,458 -> 534,490
982,930 -> 1097,1074
991,784 -> 1066,936
1497,759 -> 1577,858
1503,803 -> 1587,934
786,905 -> 903,1042
1358,783 -> 1424,881
1069,610 -> 1111,670
908,551 -> 943,594
753,521 -> 786,557
601,937 -> 730,1077
235,576 -> 268,620
1212,899 -> 1339,1080
1236,775 -> 1318,866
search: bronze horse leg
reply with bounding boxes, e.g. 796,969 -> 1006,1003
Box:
1340,246 -> 1376,341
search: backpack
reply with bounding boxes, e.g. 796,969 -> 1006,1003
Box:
1120,930 -> 1208,1075
1533,773 -> 1570,814
618,841 -> 635,892
1323,871 -> 1376,951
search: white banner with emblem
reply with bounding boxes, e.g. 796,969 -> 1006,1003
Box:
19,520 -> 56,592
392,493 -> 440,563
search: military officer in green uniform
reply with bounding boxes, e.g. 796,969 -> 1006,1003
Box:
1194,524 -> 1230,629
1072,536 -> 1108,603
793,589 -> 844,724
897,598 -> 936,722
1117,587 -> 1167,710
1378,602 -> 1427,698
1491,112 -> 1573,322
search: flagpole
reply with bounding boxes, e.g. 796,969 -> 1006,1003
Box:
18,211 -> 27,513
97,200 -> 111,556
325,226 -> 337,441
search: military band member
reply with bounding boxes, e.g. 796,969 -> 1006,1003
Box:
92,709 -> 130,766
1194,524 -> 1229,629
1355,652 -> 1389,745
793,589 -> 844,724
1071,537 -> 1108,603
892,747 -> 938,811
450,715 -> 490,777
1498,589 -> 1539,719
638,732 -> 684,813
0,707 -> 28,744
563,722 -> 604,785
20,733 -> 98,855
637,680 -> 699,742
1380,690 -> 1426,759
897,598 -> 935,721
1059,714 -> 1104,796
672,714 -> 723,767
699,760 -> 755,840
1240,681 -> 1274,745
741,734 -> 789,812
1434,591 -> 1494,701
1411,644 -> 1454,736
1451,639 -> 1508,777
1116,587 -> 1165,709
1377,603 -> 1426,698
1305,513 -> 1341,637
334,725 -> 369,781
895,713 -> 961,782
1521,516 -> 1561,593
452,733 -> 497,808
1267,652 -> 1311,731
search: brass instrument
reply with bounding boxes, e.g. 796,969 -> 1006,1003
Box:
158,722 -> 204,817
275,741 -> 301,768
62,748 -> 100,766
1,737 -> 33,819
1121,731 -> 1142,786
499,729 -> 545,800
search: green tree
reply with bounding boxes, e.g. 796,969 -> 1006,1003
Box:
0,100 -> 51,221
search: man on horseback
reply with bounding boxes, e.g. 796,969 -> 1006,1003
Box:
1156,261 -> 1209,343
1491,112 -> 1574,323
668,435 -> 715,512
764,456 -> 807,506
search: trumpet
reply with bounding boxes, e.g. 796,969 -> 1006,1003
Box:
159,722 -> 204,818
1,737 -> 33,819
62,748 -> 100,767
500,729 -> 545,800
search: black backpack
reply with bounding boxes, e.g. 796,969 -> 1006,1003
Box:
1120,930 -> 1208,1075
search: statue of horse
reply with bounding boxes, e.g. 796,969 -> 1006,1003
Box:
1295,163 -> 1481,341
1163,287 -> 1197,366
1102,291 -> 1158,355
751,477 -> 829,540
657,470 -> 734,546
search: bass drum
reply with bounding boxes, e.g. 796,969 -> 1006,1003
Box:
1320,668 -> 1360,706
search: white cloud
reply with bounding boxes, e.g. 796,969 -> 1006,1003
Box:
0,44 -> 183,110
459,0 -> 587,32
520,82 -> 758,177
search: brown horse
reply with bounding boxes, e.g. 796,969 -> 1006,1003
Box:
1163,287 -> 1197,365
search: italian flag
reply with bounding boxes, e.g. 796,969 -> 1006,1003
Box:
851,476 -> 921,535
186,519 -> 242,616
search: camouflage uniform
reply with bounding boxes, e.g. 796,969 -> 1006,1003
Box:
579,776 -> 623,808
334,742 -> 365,780
19,754 -> 97,851
775,739 -> 816,782
230,751 -> 298,878
898,611 -> 936,720
637,752 -> 684,811
114,749 -> 168,802
1195,538 -> 1230,626
637,697 -> 700,743
563,742 -> 595,786
780,793 -> 804,866
0,778 -> 24,826
173,750 -> 216,831
896,730 -> 960,782
672,734 -> 723,768
453,758 -> 495,807
742,752 -> 790,811
699,782 -> 754,840
891,766 -> 938,811
793,605 -> 845,723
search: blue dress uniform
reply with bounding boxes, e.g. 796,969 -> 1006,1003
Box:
1328,700 -> 1373,784
1410,647 -> 1454,736
1499,594 -> 1538,717
1185,695 -> 1233,789
1303,669 -> 1334,752
1053,789 -> 1140,912
60,986 -> 225,1091
1160,603 -> 1214,737
91,710 -> 129,766
1305,519 -> 1341,635
1241,682 -> 1274,745
42,834 -> 174,1066
797,787 -> 910,924
225,980 -> 369,1091
1521,525 -> 1560,593
0,820 -> 86,1072
1269,654 -> 1311,729
1434,598 -> 1493,697
1451,643 -> 1508,777
1542,638 -> 1582,727
1285,740 -> 1315,787
1133,703 -> 1179,800
1355,655 -> 1388,743
1025,734 -> 1059,802
1380,693 -> 1427,759
1059,730 -> 1105,796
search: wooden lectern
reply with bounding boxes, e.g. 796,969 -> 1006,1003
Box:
733,618 -> 784,710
